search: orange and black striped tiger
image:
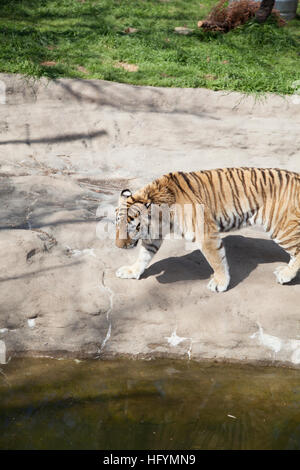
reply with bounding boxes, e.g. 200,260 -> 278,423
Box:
115,168 -> 300,292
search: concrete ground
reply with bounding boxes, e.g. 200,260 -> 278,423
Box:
0,73 -> 300,366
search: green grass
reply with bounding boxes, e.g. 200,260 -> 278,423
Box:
0,0 -> 299,93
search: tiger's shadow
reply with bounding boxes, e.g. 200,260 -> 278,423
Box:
141,235 -> 300,289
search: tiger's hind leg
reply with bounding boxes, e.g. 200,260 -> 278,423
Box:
274,252 -> 300,284
273,225 -> 300,285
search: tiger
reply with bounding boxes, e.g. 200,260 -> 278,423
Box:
115,168 -> 300,292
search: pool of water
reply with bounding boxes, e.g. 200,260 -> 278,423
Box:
0,358 -> 300,450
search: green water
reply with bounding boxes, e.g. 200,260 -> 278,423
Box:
0,358 -> 300,450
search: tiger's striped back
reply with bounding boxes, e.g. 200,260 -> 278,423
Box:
166,168 -> 300,249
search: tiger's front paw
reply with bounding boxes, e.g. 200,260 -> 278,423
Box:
274,266 -> 295,285
207,275 -> 230,293
116,265 -> 141,280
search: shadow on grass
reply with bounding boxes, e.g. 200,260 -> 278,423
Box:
0,0 -> 298,88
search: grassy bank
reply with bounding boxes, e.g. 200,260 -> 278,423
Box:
0,0 -> 299,93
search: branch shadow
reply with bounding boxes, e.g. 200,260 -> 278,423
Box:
56,79 -> 221,120
141,235 -> 300,289
0,129 -> 107,146
0,260 -> 82,283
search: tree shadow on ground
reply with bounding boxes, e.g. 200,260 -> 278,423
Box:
0,129 -> 107,146
142,235 -> 300,289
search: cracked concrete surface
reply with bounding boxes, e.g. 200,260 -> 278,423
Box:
0,73 -> 300,366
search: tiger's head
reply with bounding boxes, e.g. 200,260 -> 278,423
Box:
115,189 -> 151,249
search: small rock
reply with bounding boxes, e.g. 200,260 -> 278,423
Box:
40,61 -> 57,67
174,27 -> 194,35
124,27 -> 138,34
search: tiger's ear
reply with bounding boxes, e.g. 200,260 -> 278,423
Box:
119,189 -> 132,205
121,189 -> 132,198
145,202 -> 151,209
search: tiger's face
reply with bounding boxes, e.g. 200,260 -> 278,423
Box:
115,189 -> 150,249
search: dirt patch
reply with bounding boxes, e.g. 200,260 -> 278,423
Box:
40,61 -> 58,67
115,62 -> 139,72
